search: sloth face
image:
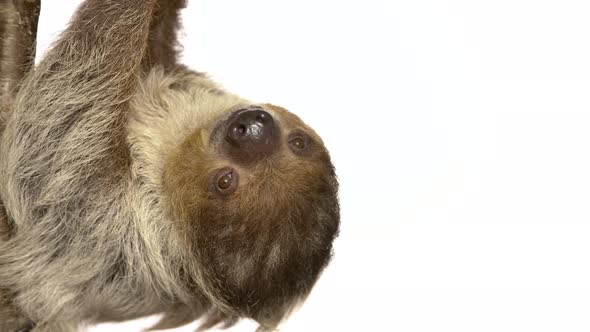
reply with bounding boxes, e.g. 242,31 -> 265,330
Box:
205,104 -> 326,195
163,103 -> 340,321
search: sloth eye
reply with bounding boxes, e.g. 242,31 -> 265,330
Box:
214,168 -> 238,195
288,133 -> 311,154
218,173 -> 233,189
290,137 -> 306,150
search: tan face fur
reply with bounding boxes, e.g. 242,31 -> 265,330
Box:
0,1 -> 339,330
128,68 -> 339,326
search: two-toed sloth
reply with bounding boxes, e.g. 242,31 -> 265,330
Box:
0,0 -> 339,331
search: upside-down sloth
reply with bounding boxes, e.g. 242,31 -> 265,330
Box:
0,1 -> 339,331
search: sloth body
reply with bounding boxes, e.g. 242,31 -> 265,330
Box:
0,1 -> 339,331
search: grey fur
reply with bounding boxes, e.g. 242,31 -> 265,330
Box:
0,1 -> 339,331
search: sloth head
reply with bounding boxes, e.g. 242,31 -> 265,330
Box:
136,69 -> 340,324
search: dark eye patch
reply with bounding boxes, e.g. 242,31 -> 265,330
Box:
288,131 -> 313,155
209,167 -> 239,196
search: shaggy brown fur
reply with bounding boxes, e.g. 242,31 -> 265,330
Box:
0,1 -> 339,331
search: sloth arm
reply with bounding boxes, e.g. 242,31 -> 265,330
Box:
0,2 -> 166,330
6,0 -> 188,200
144,0 -> 187,70
9,1 -> 156,179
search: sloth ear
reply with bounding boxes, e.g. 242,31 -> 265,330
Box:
143,0 -> 187,71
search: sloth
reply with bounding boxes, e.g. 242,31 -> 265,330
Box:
0,0 -> 339,331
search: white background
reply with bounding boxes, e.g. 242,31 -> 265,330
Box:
34,1 -> 590,331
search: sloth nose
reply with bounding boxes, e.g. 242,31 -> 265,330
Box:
226,108 -> 278,161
